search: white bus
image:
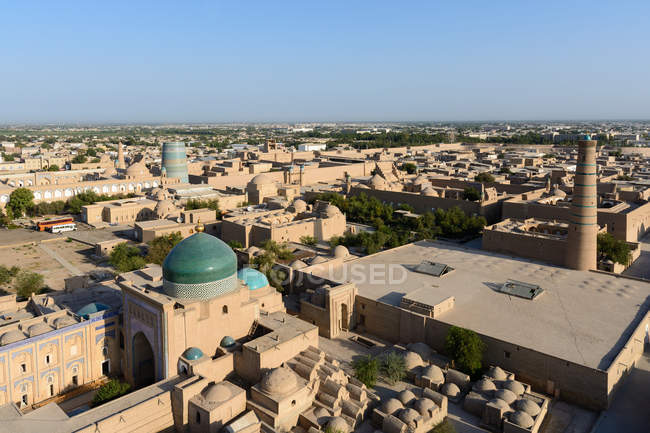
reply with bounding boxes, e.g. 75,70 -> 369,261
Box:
49,223 -> 77,234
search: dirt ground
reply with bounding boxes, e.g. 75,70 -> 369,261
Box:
0,239 -> 112,292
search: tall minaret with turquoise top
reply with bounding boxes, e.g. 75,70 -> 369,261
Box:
566,135 -> 598,270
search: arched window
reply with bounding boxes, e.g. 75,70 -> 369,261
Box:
102,346 -> 109,357
222,305 -> 228,314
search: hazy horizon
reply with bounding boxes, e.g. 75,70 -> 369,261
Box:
2,1 -> 649,124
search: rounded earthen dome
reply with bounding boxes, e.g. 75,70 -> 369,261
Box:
509,411 -> 534,429
28,323 -> 51,337
413,398 -> 435,416
487,366 -> 507,381
381,398 -> 404,415
399,408 -> 420,424
474,378 -> 497,393
494,388 -> 517,405
397,389 -> 416,405
53,316 -> 76,329
324,204 -> 341,217
310,256 -> 328,265
201,382 -> 231,404
126,161 -> 148,177
406,342 -> 432,359
260,367 -> 298,395
421,186 -> 438,197
403,351 -> 424,370
441,382 -> 461,398
250,174 -> 274,185
516,398 -> 541,417
333,245 -> 349,258
326,417 -> 350,433
421,365 -> 444,382
0,330 -> 25,346
314,407 -> 329,423
289,259 -> 308,270
503,380 -> 525,396
488,398 -> 511,411
293,199 -> 307,213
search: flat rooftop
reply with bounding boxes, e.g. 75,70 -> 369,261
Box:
322,240 -> 650,370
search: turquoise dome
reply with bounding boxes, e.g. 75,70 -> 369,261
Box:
237,268 -> 269,291
162,232 -> 238,299
182,347 -> 204,360
76,302 -> 110,318
220,336 -> 236,348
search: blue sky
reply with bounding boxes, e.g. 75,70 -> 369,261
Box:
1,0 -> 649,123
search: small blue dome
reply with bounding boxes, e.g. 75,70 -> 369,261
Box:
237,268 -> 269,291
182,347 -> 204,361
76,302 -> 110,318
583,134 -> 592,140
220,336 -> 236,348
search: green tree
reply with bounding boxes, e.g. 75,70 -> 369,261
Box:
8,187 -> 34,217
86,148 -> 97,157
146,232 -> 183,265
462,187 -> 481,202
3,152 -> 15,161
353,355 -> 379,388
444,326 -> 485,377
400,162 -> 417,174
47,164 -> 60,171
15,270 -> 44,298
300,235 -> 317,246
597,232 -> 631,265
499,167 -> 511,174
91,379 -> 131,407
109,243 -> 146,273
0,208 -> 12,227
71,154 -> 87,164
227,240 -> 243,249
185,198 -> 220,212
474,172 -> 495,183
381,352 -> 406,385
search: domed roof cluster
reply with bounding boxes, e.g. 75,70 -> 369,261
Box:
503,379 -> 525,396
237,268 -> 269,291
397,389 -> 416,405
421,186 -> 439,197
398,408 -> 419,424
162,231 -> 238,299
421,365 -> 444,383
53,316 -> 76,329
473,378 -> 497,393
326,417 -> 350,433
509,410 -> 534,429
260,367 -> 298,396
323,204 -> 342,218
367,174 -> 388,189
441,382 -> 460,398
487,366 -> 507,381
381,398 -> 404,415
28,323 -> 51,337
292,199 -> 307,213
495,388 -> 517,404
406,342 -> 432,359
516,398 -> 541,417
413,398 -> 435,416
154,199 -> 176,218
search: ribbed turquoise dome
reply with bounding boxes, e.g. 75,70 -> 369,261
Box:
182,347 -> 204,360
220,336 -> 236,348
237,268 -> 269,291
162,232 -> 237,298
76,302 -> 110,318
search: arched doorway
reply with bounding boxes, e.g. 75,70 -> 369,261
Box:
132,332 -> 155,388
340,303 -> 349,332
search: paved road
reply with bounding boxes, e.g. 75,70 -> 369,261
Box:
623,232 -> 650,280
39,242 -> 84,276
593,351 -> 650,433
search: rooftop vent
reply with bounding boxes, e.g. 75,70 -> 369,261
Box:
412,261 -> 454,277
497,279 -> 544,300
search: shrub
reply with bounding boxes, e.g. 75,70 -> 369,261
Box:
462,187 -> 481,202
430,419 -> 457,433
597,232 -> 631,265
227,240 -> 243,249
109,243 -> 146,272
300,235 -> 317,246
400,162 -> 417,174
91,379 -> 131,407
15,270 -> 44,298
381,351 -> 406,385
146,232 -> 183,265
474,172 -> 495,183
444,326 -> 485,377
353,355 -> 379,388
0,265 -> 20,285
